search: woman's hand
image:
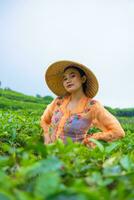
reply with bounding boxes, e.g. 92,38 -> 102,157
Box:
82,134 -> 97,148
51,134 -> 57,143
44,133 -> 51,144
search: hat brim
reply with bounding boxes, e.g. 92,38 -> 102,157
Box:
45,60 -> 99,98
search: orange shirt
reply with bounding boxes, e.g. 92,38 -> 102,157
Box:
40,94 -> 125,145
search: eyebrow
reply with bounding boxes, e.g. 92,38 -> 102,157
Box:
63,72 -> 75,78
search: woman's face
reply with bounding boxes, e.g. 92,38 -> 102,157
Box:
62,68 -> 86,93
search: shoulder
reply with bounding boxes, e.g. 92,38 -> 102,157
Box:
86,98 -> 104,111
87,98 -> 99,107
54,95 -> 66,106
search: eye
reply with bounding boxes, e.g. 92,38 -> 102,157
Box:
63,74 -> 75,81
63,77 -> 67,81
71,74 -> 75,78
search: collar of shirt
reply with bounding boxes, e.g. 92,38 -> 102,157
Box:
60,95 -> 91,114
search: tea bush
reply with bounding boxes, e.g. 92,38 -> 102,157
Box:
0,109 -> 134,200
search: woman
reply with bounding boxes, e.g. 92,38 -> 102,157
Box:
40,60 -> 125,148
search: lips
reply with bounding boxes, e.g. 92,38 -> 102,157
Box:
67,84 -> 74,88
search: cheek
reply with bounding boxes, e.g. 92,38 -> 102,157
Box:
62,81 -> 66,88
75,78 -> 83,86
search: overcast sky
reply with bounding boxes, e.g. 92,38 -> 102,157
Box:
0,0 -> 133,108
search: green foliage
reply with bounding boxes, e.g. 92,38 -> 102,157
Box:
0,88 -> 54,109
115,108 -> 134,117
0,96 -> 47,110
104,106 -> 134,117
43,95 -> 54,103
0,108 -> 134,200
0,89 -> 134,199
0,89 -> 54,110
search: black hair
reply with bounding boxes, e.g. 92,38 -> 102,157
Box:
63,65 -> 87,95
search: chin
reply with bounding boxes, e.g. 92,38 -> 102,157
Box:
65,86 -> 80,93
66,90 -> 77,94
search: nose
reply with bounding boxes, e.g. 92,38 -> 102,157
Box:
64,76 -> 71,83
66,78 -> 72,84
66,78 -> 71,83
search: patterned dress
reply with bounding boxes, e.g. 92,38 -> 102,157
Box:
40,94 -> 125,145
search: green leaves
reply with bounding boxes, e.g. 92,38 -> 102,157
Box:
0,109 -> 134,200
19,156 -> 63,179
120,155 -> 134,171
89,138 -> 105,152
34,172 -> 62,198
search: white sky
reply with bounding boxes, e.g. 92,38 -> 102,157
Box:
0,0 -> 133,108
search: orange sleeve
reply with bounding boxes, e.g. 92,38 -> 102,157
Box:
84,100 -> 125,145
40,97 -> 58,135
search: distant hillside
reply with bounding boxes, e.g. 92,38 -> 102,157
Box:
0,88 -> 133,117
0,88 -> 53,111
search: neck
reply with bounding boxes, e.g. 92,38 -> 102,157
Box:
70,89 -> 87,102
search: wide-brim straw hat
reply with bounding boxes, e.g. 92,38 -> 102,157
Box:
45,60 -> 99,98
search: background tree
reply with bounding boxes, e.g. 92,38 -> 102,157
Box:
43,95 -> 53,103
36,94 -> 41,98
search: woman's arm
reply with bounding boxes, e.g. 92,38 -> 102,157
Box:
83,100 -> 125,147
40,98 -> 58,144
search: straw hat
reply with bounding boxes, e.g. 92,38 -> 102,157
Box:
45,60 -> 99,98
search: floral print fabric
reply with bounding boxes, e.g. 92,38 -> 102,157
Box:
40,95 -> 125,144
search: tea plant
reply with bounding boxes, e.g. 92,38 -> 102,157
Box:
0,109 -> 134,200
